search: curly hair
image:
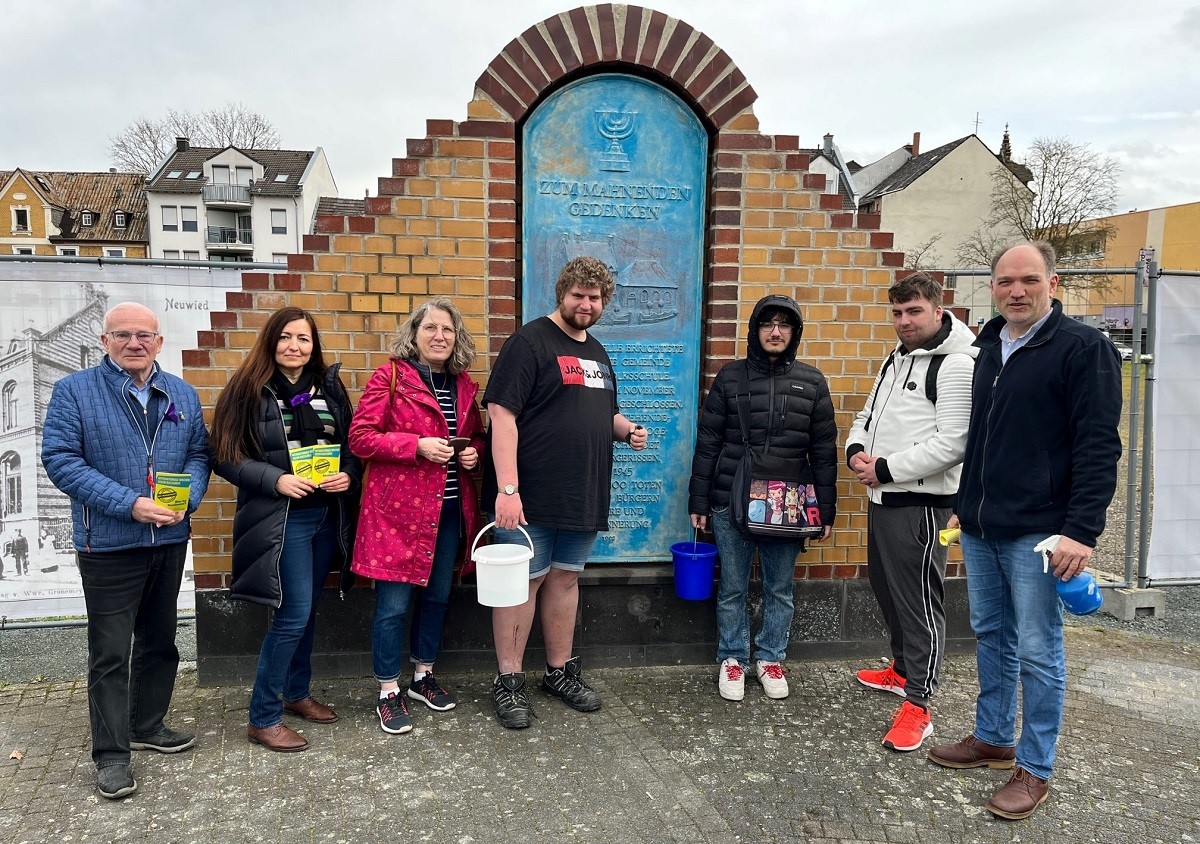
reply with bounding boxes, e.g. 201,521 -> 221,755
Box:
389,298 -> 477,375
555,256 -> 615,306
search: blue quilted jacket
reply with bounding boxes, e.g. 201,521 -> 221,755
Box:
41,357 -> 211,553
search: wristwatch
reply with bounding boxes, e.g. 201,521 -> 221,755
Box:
502,484 -> 519,495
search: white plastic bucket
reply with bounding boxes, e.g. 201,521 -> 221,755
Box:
471,521 -> 535,607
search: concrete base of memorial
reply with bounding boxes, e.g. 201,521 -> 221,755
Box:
194,568 -> 975,685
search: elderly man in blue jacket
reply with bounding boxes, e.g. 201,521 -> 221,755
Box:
927,243 -> 1122,820
42,302 -> 210,801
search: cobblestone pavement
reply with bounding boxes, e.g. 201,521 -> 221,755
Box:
1,625 -> 1197,844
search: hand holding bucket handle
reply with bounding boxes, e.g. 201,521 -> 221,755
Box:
471,521 -> 535,559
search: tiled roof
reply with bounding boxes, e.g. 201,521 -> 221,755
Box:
146,146 -> 314,196
315,197 -> 365,216
860,136 -> 972,204
2,170 -> 147,243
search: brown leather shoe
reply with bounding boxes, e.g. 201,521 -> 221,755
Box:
927,735 -> 1016,769
986,767 -> 1049,820
247,723 -> 309,752
283,696 -> 339,723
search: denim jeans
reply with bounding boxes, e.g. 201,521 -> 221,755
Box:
710,507 -> 802,665
77,542 -> 186,768
248,506 -> 337,728
961,530 -> 1065,781
371,500 -> 460,682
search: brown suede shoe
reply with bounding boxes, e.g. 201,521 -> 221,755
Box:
283,696 -> 339,723
986,767 -> 1049,820
247,723 -> 309,753
927,735 -> 1016,769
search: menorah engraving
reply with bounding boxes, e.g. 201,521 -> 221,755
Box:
594,109 -> 637,172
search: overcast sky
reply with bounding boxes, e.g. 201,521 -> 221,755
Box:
4,0 -> 1198,215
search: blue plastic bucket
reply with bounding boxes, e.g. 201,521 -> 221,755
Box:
671,541 -> 718,601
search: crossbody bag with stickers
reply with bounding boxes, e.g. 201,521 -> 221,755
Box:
728,361 -> 824,539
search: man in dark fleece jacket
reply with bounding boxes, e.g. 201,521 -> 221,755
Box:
927,242 -> 1122,821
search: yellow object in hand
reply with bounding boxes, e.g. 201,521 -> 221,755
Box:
938,527 -> 961,547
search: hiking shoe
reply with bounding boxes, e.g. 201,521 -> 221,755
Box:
96,764 -> 137,799
541,656 -> 602,712
130,726 -> 196,754
407,673 -> 457,712
883,701 -> 933,752
755,661 -> 789,699
927,735 -> 1016,769
377,691 -> 412,735
856,660 -> 907,697
718,658 -> 745,701
493,672 -> 535,729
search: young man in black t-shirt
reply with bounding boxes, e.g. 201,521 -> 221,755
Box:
484,257 -> 649,729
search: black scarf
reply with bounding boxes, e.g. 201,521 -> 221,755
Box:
270,368 -> 325,446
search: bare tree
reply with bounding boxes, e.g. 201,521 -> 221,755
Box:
958,136 -> 1120,292
903,234 -> 944,270
109,102 -> 282,172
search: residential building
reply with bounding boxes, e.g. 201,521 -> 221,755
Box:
857,132 -> 1032,324
1060,200 -> 1200,323
145,138 -> 337,264
0,169 -> 148,258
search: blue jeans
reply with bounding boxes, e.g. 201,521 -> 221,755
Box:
493,523 -> 596,577
961,531 -> 1065,781
248,506 -> 337,729
711,507 -> 802,665
371,501 -> 460,682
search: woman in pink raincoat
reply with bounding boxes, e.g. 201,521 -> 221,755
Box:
349,298 -> 485,735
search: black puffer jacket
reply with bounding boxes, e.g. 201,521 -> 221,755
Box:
213,364 -> 362,608
688,295 -> 838,525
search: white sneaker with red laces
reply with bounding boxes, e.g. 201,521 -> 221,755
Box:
718,658 -> 745,701
756,661 -> 789,699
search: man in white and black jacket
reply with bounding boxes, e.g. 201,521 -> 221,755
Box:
688,294 -> 837,703
846,272 -> 978,753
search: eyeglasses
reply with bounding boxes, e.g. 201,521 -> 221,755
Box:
420,324 -> 456,337
106,331 -> 159,344
758,319 -> 793,333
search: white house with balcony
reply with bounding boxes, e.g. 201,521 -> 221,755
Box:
145,138 -> 337,264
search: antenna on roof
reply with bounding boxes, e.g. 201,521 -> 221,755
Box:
972,112 -> 984,134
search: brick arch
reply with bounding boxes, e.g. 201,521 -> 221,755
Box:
474,4 -> 757,130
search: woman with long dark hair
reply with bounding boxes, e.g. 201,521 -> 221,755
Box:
350,298 -> 485,735
210,307 -> 360,752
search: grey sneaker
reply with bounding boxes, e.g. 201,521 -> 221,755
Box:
541,656 -> 601,712
96,764 -> 137,799
493,672 -> 535,729
130,726 -> 196,754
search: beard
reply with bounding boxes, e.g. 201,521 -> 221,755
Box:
559,304 -> 599,331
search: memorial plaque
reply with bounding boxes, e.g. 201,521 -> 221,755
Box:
522,73 -> 708,562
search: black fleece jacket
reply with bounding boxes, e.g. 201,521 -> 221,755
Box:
956,300 -> 1122,547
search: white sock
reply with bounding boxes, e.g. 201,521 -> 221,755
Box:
380,688 -> 398,700
413,670 -> 428,683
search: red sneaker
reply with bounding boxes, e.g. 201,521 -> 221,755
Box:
856,661 -> 907,697
883,701 -> 933,752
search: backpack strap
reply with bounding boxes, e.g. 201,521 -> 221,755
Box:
924,354 -> 944,404
735,360 -> 752,446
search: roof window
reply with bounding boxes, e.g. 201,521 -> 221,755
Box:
185,171 -> 201,179
274,174 -> 289,182
167,170 -> 183,178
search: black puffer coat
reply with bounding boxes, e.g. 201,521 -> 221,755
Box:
213,364 -> 362,608
688,295 -> 838,525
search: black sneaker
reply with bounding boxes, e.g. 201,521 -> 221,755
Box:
130,726 -> 197,754
377,691 -> 412,735
96,764 -> 137,799
493,672 -> 534,729
541,656 -> 602,712
407,673 -> 457,711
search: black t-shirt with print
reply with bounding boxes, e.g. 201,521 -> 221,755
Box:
484,316 -> 618,532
